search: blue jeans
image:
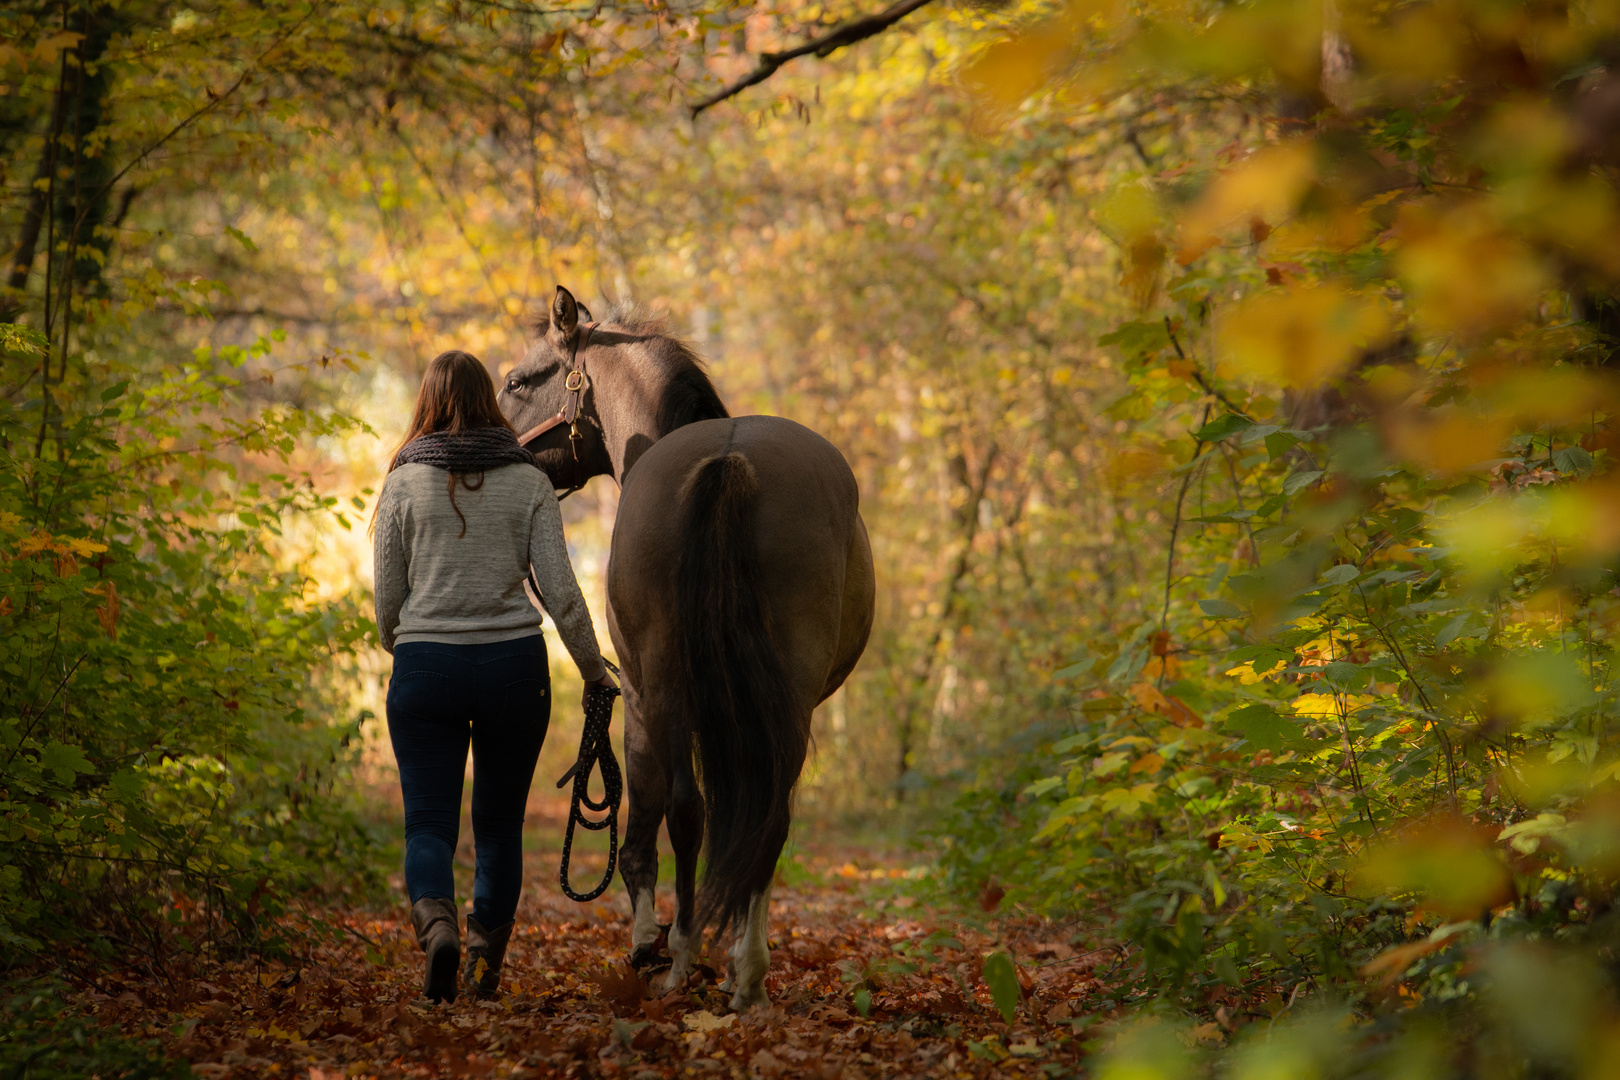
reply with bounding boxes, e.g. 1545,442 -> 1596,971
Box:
386,636 -> 550,929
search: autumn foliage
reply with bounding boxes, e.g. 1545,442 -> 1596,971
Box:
6,0 -> 1620,1074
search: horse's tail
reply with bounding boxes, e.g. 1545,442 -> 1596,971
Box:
675,450 -> 807,935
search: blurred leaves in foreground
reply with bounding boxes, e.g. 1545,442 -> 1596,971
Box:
941,0 -> 1620,1072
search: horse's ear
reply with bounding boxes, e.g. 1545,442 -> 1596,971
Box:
551,286 -> 580,345
576,301 -> 593,324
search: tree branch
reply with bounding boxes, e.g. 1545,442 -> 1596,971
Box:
688,0 -> 938,118
1164,315 -> 1249,417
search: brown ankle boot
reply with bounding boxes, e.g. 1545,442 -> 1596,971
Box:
464,916 -> 513,999
410,898 -> 461,1003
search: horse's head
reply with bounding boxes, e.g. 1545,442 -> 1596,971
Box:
500,285 -> 613,490
501,285 -> 731,487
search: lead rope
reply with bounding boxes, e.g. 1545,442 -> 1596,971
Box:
556,659 -> 623,902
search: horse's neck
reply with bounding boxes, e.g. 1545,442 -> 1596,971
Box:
597,359 -> 664,485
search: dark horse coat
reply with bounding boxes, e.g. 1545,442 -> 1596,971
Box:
499,288 -> 874,1010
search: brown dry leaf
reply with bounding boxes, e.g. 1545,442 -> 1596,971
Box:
588,961 -> 648,1015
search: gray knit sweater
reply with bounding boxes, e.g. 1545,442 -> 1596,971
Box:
372,462 -> 606,681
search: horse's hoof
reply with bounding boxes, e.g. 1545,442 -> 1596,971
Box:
629,943 -> 664,969
728,986 -> 769,1012
660,968 -> 689,994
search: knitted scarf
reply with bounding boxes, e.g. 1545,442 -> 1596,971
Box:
393,426 -> 534,472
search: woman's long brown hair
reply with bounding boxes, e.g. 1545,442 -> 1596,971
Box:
373,351 -> 514,537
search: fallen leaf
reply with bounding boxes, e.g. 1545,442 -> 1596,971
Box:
683,1009 -> 735,1032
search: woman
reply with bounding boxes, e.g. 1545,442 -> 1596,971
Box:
372,350 -> 614,1003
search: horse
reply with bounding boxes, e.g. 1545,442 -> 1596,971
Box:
498,286 -> 874,1011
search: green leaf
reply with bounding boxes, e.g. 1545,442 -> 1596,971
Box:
1254,493 -> 1287,517
1225,705 -> 1298,752
1319,563 -> 1360,586
225,225 -> 259,253
853,987 -> 872,1017
1193,414 -> 1253,442
1264,431 -> 1303,460
1198,598 -> 1244,618
982,952 -> 1020,1023
1283,470 -> 1324,495
1228,644 -> 1293,669
38,743 -> 93,785
1097,320 -> 1171,360
1435,612 -> 1470,648
1023,776 -> 1064,798
100,381 -> 130,402
1553,445 -> 1593,475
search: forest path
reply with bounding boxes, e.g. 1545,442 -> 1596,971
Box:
122,808 -> 1116,1079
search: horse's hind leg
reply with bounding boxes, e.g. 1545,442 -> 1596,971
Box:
725,888 -> 773,1011
662,756 -> 704,993
618,684 -> 666,968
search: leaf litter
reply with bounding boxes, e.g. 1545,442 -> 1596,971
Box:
74,832 -> 1122,1078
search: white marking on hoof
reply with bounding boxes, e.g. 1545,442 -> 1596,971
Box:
727,890 -> 771,1012
662,916 -> 697,993
630,887 -> 660,954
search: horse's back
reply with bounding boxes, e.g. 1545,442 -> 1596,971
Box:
608,415 -> 870,704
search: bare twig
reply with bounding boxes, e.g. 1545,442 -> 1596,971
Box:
1161,405 -> 1213,644
1164,316 -> 1248,417
688,0 -> 938,118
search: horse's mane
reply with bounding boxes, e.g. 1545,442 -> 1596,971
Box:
595,302 -> 730,436
528,300 -> 730,435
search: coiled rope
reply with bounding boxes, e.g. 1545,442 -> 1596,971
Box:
556,662 -> 622,902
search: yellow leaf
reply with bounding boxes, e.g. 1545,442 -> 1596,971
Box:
1396,204 -> 1549,337
962,0 -> 1124,110
32,32 -> 84,62
683,1010 -> 735,1032
1356,816 -> 1516,921
1436,499 -> 1533,576
1096,183 -> 1164,242
1104,446 -> 1169,487
1179,141 -> 1317,262
963,31 -> 1070,111
1387,407 -> 1512,476
1226,660 -> 1283,684
1217,282 -> 1391,387
1092,752 -> 1130,776
1293,692 -> 1372,719
1346,4 -> 1460,90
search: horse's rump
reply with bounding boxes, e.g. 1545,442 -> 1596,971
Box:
608,416 -> 862,934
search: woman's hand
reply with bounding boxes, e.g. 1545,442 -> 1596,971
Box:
582,670 -> 616,712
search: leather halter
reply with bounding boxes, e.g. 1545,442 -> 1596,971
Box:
516,321 -> 597,460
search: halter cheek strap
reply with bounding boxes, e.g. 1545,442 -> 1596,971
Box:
517,321 -> 598,457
